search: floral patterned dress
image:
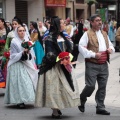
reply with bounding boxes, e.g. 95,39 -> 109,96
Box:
0,28 -> 7,88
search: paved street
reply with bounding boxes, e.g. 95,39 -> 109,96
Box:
0,52 -> 120,120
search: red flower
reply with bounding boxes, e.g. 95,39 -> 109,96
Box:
0,40 -> 6,44
83,28 -> 88,31
3,52 -> 10,58
28,41 -> 33,46
58,52 -> 69,59
21,40 -> 34,50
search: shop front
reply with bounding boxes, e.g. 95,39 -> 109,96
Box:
45,0 -> 66,20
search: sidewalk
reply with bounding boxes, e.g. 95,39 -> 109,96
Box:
75,52 -> 120,109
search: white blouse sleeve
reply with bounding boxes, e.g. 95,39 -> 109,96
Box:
8,41 -> 23,67
78,32 -> 96,58
107,36 -> 115,53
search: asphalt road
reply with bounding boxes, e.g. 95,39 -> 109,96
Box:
0,52 -> 120,120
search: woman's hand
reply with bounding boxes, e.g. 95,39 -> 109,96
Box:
60,57 -> 71,66
24,48 -> 29,53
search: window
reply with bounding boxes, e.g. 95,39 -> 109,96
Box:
0,1 -> 3,18
76,0 -> 84,4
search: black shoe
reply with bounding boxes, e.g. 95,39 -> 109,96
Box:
78,105 -> 85,112
57,110 -> 62,115
17,103 -> 26,109
96,110 -> 110,115
52,114 -> 62,119
78,96 -> 86,113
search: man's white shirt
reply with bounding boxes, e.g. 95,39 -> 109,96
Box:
78,30 -> 115,58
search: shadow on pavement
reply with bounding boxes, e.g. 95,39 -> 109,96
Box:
37,115 -> 73,120
5,104 -> 34,109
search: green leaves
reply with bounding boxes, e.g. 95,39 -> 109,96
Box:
85,0 -> 97,5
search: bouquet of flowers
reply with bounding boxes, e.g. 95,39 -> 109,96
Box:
56,52 -> 73,73
21,40 -> 35,60
21,40 -> 34,50
1,51 -> 10,70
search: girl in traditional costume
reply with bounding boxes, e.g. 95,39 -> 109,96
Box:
29,21 -> 44,67
4,26 -> 38,108
2,17 -> 31,87
35,17 -> 80,119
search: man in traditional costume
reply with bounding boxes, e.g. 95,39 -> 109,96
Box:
78,14 -> 115,115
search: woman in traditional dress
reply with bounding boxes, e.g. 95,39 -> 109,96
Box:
108,20 -> 115,42
35,17 -> 80,119
1,18 -> 22,87
4,18 -> 23,52
4,26 -> 38,108
0,18 -> 10,88
29,21 -> 45,67
2,17 -> 32,87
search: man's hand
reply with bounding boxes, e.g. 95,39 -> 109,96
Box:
107,48 -> 113,54
95,53 -> 102,59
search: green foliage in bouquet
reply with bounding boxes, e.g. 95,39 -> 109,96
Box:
21,40 -> 35,50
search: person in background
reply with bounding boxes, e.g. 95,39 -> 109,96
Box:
0,18 -> 10,55
29,21 -> 45,68
23,23 -> 31,41
112,17 -> 117,32
65,17 -> 74,37
75,18 -> 84,42
5,20 -> 12,31
4,26 -> 38,108
115,26 -> 120,42
44,19 -> 50,30
83,19 -> 90,32
108,20 -> 115,42
102,21 -> 109,34
0,18 -> 10,88
78,14 -> 115,115
71,18 -> 84,68
38,21 -> 47,37
80,18 -> 84,24
4,17 -> 23,51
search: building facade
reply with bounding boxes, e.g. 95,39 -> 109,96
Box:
45,0 -> 96,21
0,0 -> 45,25
0,0 -> 96,26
